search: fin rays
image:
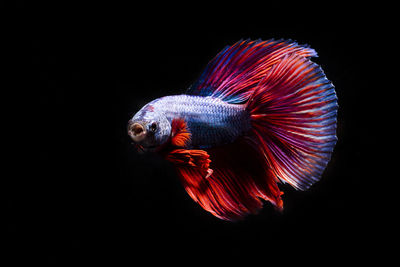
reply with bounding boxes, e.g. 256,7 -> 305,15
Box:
174,139 -> 283,221
187,39 -> 317,104
247,53 -> 338,190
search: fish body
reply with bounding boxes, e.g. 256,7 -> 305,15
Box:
127,39 -> 338,221
132,95 -> 251,148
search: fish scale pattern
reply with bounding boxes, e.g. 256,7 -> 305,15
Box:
149,95 -> 251,148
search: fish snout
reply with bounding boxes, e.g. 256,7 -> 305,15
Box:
128,122 -> 147,142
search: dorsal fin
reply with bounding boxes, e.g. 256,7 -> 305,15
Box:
187,39 -> 317,103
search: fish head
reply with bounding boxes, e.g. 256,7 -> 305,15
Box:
128,104 -> 171,151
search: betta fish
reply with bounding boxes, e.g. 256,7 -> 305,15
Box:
127,39 -> 338,221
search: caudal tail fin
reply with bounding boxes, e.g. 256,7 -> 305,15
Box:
246,53 -> 338,190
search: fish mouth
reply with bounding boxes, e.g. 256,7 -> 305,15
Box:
128,122 -> 147,142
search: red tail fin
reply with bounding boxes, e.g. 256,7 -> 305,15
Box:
247,53 -> 338,190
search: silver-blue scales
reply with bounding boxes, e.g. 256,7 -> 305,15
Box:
132,95 -> 251,149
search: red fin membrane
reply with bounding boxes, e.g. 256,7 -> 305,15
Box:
165,149 -> 211,176
170,118 -> 191,147
187,39 -> 317,103
247,53 -> 338,190
173,139 -> 283,221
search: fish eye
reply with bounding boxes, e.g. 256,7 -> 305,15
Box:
149,121 -> 157,132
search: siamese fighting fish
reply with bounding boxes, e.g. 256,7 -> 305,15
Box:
127,39 -> 338,221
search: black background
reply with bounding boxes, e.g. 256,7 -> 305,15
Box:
9,3 -> 390,264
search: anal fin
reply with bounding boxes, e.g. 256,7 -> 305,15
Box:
170,139 -> 283,221
165,149 -> 212,177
